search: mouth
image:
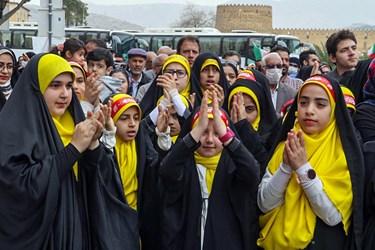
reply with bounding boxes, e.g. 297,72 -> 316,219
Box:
127,130 -> 136,137
56,102 -> 67,108
303,119 -> 316,125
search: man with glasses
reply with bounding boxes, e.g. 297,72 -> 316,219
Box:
262,52 -> 297,117
222,50 -> 242,70
271,46 -> 303,90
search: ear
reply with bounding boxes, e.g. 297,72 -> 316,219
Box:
329,54 -> 337,64
65,51 -> 73,59
303,60 -> 308,66
106,66 -> 113,75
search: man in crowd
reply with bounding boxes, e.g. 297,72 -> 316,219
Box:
177,35 -> 200,67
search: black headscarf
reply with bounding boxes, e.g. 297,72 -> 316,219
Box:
268,74 -> 364,250
190,52 -> 230,109
226,78 -> 277,136
0,53 -> 86,249
0,53 -> 140,250
347,58 -> 373,104
0,46 -> 20,111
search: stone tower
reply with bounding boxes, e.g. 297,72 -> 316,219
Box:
215,4 -> 273,33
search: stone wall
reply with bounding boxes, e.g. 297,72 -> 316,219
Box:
216,4 -> 272,33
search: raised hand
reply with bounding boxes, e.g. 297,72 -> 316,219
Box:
70,111 -> 98,153
284,129 -> 308,170
100,99 -> 115,132
84,73 -> 102,106
156,73 -> 177,93
212,91 -> 227,138
230,92 -> 246,123
209,84 -> 225,107
157,104 -> 170,133
190,91 -> 209,142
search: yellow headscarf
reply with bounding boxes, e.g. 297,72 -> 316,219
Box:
228,86 -> 261,131
111,94 -> 141,210
69,62 -> 87,101
156,94 -> 190,142
38,54 -> 78,178
192,107 -> 228,195
162,54 -> 191,99
258,77 -> 353,249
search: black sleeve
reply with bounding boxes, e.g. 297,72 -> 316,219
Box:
80,143 -> 140,250
224,137 -> 260,191
55,143 -> 81,181
140,115 -> 156,137
160,133 -> 200,189
234,119 -> 268,175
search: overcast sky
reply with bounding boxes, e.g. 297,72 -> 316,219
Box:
28,0 -> 375,28
30,0 -> 227,5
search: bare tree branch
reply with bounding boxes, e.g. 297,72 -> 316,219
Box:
0,0 -> 31,26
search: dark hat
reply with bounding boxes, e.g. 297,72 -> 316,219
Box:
289,56 -> 301,68
127,48 -> 147,59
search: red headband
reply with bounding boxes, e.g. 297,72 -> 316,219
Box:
237,70 -> 256,81
305,75 -> 335,100
111,97 -> 137,118
191,107 -> 229,128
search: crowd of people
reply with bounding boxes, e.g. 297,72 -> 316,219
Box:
0,29 -> 374,250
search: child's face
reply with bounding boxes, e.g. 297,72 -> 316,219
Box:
297,84 -> 332,135
67,49 -> 86,67
112,72 -> 128,94
88,59 -> 112,76
72,67 -> 85,101
196,120 -> 223,158
242,94 -> 258,125
115,106 -> 140,142
163,62 -> 188,93
200,65 -> 220,91
168,106 -> 181,137
43,72 -> 73,118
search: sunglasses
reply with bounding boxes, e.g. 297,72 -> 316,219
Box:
220,59 -> 239,67
265,63 -> 282,69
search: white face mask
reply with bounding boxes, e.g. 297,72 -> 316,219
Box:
21,61 -> 28,67
288,66 -> 298,75
266,68 -> 282,84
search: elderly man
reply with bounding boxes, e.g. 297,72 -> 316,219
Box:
262,52 -> 297,117
127,48 -> 153,98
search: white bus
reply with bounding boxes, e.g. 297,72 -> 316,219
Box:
130,31 -> 315,68
0,23 -> 142,59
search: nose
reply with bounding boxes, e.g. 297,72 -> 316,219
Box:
129,117 -> 136,127
205,131 -> 214,144
305,103 -> 315,115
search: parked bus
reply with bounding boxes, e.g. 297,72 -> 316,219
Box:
0,23 -> 142,59
129,31 -> 314,68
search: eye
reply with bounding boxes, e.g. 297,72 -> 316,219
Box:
66,83 -> 73,90
245,106 -> 255,113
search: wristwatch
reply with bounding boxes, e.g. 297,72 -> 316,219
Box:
219,127 -> 235,143
298,168 -> 316,183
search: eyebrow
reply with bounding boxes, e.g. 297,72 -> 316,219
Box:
300,96 -> 329,102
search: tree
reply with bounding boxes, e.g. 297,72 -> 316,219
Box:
64,0 -> 88,27
171,3 -> 215,28
0,0 -> 30,26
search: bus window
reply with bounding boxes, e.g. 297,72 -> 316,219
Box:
222,36 -> 248,56
98,32 -> 109,42
12,30 -> 36,49
199,36 -> 220,55
65,30 -> 85,42
150,35 -> 174,52
86,31 -> 99,42
0,31 -> 11,48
